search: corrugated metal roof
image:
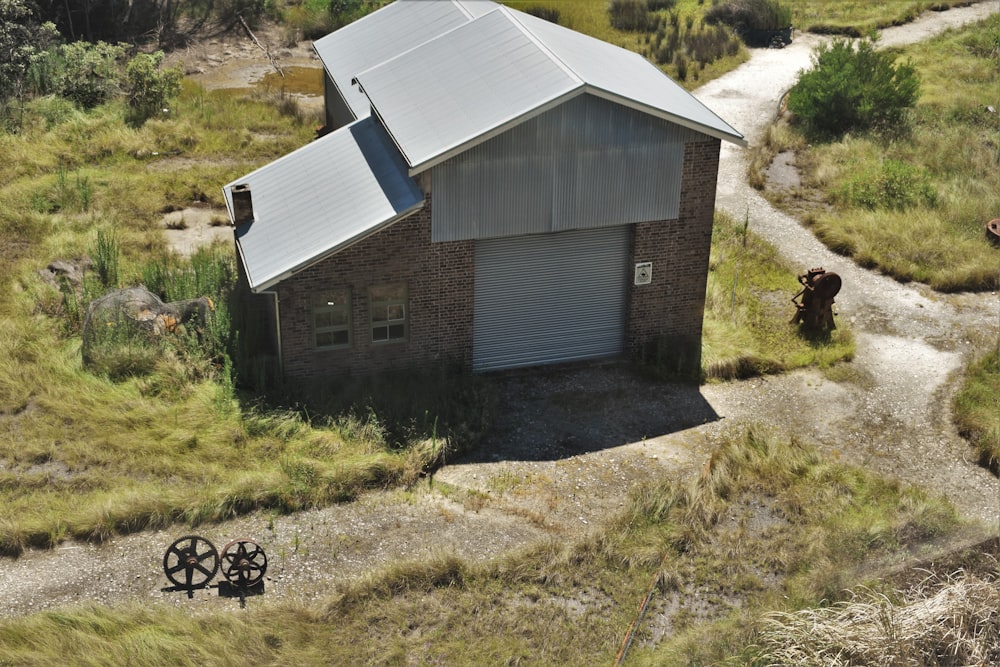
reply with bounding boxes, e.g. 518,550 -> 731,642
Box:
355,8 -> 581,169
512,11 -> 744,143
313,0 -> 496,121
352,6 -> 743,172
223,117 -> 424,292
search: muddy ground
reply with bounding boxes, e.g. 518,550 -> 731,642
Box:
2,2 -> 999,622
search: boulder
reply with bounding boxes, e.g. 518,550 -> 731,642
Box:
81,286 -> 213,366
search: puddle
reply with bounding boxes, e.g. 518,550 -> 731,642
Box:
254,66 -> 324,97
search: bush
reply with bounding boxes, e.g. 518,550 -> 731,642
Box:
705,0 -> 792,32
124,51 -> 182,126
47,41 -> 127,109
524,5 -> 561,24
787,37 -> 920,138
609,0 -> 652,32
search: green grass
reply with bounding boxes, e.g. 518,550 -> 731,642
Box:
0,84 -> 495,555
0,427 -> 963,664
953,348 -> 1000,472
761,14 -> 1000,292
701,211 -> 855,380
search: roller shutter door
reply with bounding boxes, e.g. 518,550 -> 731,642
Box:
473,226 -> 629,371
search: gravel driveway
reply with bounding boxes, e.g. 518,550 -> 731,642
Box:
1,3 -> 998,620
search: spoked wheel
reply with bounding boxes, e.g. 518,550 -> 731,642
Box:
163,535 -> 220,591
220,539 -> 268,589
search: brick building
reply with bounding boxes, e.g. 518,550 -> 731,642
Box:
224,0 -> 744,381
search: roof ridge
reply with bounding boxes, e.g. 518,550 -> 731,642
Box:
498,6 -> 583,87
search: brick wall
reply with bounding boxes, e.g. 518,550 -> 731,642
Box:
276,188 -> 476,380
626,139 -> 722,367
270,137 -> 720,380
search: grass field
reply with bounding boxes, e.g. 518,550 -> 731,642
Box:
758,13 -> 1000,292
701,210 -> 854,380
0,428 -> 963,664
789,0 -> 975,35
0,2 -> 990,662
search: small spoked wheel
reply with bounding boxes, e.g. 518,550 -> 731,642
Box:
163,535 -> 220,590
220,539 -> 268,588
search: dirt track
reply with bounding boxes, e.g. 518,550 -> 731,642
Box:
1,2 -> 999,620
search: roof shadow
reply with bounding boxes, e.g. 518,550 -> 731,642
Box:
454,362 -> 720,464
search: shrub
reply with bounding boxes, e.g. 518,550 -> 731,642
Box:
787,37 -> 920,139
837,159 -> 937,211
524,5 -> 561,24
705,0 -> 792,33
609,0 -> 652,32
124,51 -> 182,126
48,41 -> 128,109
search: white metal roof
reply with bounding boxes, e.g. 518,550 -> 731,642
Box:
351,5 -> 745,172
223,117 -> 424,292
313,0 -> 496,121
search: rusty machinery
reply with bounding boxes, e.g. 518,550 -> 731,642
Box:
163,535 -> 268,599
791,267 -> 841,331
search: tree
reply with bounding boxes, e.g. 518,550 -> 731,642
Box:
787,36 -> 920,139
0,0 -> 58,103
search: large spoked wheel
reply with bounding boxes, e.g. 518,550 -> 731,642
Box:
163,535 -> 220,590
220,539 -> 268,588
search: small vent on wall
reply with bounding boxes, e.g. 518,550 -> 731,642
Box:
634,262 -> 652,286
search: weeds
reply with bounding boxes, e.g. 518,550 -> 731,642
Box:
953,349 -> 1000,472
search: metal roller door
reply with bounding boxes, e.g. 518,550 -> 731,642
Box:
473,226 -> 629,371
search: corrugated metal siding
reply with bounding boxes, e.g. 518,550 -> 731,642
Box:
433,95 -> 698,242
473,226 -> 629,371
323,73 -> 355,131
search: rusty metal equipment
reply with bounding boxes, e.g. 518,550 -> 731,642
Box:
162,535 -> 268,598
220,539 -> 268,589
986,218 -> 1000,246
163,535 -> 220,595
791,267 -> 841,330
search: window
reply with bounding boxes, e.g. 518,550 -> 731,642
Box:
370,283 -> 407,343
313,288 -> 351,349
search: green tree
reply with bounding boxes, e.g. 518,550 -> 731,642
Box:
124,50 -> 182,126
50,40 -> 127,108
788,36 -> 921,139
0,0 -> 58,103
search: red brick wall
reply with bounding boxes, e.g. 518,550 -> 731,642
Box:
276,189 -> 476,379
626,139 -> 721,364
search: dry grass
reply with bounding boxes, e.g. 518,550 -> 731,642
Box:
754,566 -> 1000,665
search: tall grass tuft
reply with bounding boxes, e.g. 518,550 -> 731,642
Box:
953,349 -> 1000,472
92,228 -> 121,290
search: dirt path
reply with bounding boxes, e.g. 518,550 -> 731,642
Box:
2,3 -> 998,620
694,0 -> 1000,526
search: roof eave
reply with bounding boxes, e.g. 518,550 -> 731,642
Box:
242,200 -> 425,293
583,86 -> 746,147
